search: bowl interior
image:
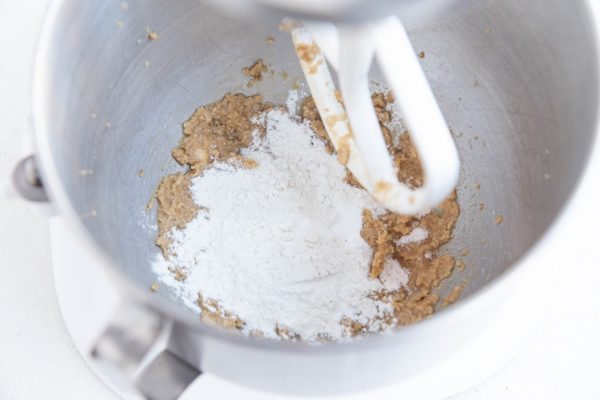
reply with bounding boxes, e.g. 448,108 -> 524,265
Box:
37,0 -> 597,328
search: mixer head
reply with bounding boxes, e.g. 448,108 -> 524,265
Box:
206,0 -> 454,23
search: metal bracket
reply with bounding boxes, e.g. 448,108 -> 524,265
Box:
136,350 -> 201,400
91,302 -> 201,400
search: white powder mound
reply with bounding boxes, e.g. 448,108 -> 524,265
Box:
395,226 -> 429,246
152,107 -> 412,342
285,88 -> 305,114
380,258 -> 410,291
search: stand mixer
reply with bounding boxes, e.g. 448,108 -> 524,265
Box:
12,0 -> 599,398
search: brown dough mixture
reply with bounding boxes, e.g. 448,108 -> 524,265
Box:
153,90 -> 460,339
198,294 -> 244,330
242,59 -> 268,88
171,93 -> 272,176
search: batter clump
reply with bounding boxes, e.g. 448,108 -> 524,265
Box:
171,93 -> 272,176
155,173 -> 198,256
155,93 -> 273,326
153,90 -> 460,339
242,59 -> 268,88
156,94 -> 272,255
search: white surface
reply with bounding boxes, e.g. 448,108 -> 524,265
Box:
1,0 -> 600,399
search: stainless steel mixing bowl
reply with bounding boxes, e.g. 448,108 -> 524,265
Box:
29,0 -> 598,397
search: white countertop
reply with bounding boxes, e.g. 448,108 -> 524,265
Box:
1,1 -> 599,399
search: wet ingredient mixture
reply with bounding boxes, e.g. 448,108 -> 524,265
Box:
151,89 -> 460,342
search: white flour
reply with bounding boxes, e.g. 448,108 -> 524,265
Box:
380,258 -> 410,291
153,101 -> 413,342
396,226 -> 429,246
